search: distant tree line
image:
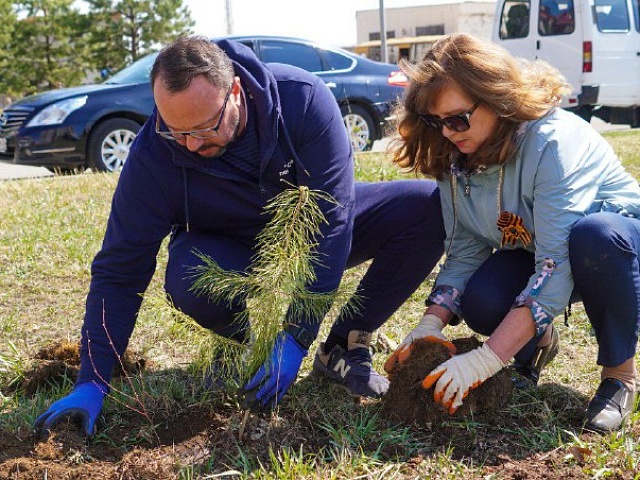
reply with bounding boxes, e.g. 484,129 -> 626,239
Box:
0,0 -> 194,99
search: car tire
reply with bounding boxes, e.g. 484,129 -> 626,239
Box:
340,104 -> 376,152
45,165 -> 79,174
87,118 -> 141,172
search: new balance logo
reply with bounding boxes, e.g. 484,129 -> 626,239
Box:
332,358 -> 351,378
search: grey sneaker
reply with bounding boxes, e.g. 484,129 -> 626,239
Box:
312,342 -> 389,398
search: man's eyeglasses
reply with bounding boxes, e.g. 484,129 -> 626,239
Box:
419,101 -> 480,133
155,85 -> 232,141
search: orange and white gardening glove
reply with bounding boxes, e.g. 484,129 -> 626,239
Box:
384,314 -> 456,376
422,342 -> 505,414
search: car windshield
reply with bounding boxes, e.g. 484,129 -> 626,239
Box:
104,52 -> 159,85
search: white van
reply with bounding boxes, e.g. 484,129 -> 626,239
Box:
492,0 -> 640,126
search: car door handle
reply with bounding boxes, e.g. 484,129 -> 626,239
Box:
324,82 -> 337,89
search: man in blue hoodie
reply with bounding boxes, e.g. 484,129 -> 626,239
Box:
34,36 -> 444,437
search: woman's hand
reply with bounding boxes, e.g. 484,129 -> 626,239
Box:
422,343 -> 504,414
384,313 -> 456,377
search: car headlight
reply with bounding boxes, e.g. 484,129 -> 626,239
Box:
26,96 -> 88,127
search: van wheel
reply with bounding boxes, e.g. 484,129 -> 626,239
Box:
568,105 -> 593,123
340,104 -> 375,152
87,118 -> 141,172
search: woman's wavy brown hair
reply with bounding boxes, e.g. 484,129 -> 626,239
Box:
391,33 -> 570,179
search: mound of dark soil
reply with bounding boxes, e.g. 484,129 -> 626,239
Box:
382,336 -> 514,426
8,340 -> 147,395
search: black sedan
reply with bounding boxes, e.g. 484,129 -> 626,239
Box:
0,36 -> 407,172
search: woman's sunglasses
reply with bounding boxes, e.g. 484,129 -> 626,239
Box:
419,101 -> 480,133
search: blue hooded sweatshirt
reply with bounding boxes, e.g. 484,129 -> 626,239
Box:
78,40 -> 355,386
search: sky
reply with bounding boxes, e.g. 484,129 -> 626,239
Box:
183,0 -> 456,48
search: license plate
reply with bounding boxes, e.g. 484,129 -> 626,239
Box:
0,137 -> 6,153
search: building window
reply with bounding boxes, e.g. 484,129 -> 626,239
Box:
369,31 -> 396,40
416,25 -> 445,35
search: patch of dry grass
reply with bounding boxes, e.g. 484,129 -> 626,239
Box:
1,129 -> 640,478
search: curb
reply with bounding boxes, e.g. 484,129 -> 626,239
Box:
0,161 -> 53,180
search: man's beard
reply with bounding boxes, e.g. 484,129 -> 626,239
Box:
198,108 -> 242,158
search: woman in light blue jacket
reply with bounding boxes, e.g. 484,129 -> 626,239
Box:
385,33 -> 640,433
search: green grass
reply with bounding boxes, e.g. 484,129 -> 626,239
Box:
2,130 -> 640,478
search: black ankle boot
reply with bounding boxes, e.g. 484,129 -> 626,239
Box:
584,378 -> 635,434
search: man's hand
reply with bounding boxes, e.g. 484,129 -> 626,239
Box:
422,343 -> 505,414
33,382 -> 107,437
241,332 -> 307,410
384,314 -> 456,376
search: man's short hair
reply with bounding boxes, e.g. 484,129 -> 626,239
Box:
150,35 -> 235,93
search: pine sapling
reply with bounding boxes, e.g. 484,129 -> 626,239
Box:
189,185 -> 358,383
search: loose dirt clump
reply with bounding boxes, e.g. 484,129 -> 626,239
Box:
382,336 -> 514,426
8,340 -> 147,395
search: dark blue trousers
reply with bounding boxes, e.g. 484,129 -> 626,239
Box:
461,212 -> 640,367
164,180 -> 445,344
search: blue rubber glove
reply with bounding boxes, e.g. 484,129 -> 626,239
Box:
34,382 -> 107,437
241,332 -> 307,410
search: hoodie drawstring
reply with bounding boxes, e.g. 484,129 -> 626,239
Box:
182,167 -> 190,232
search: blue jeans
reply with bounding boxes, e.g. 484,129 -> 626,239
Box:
460,212 -> 640,367
570,212 -> 640,366
164,180 -> 445,343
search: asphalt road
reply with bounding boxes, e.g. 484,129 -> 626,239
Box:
0,117 -> 633,181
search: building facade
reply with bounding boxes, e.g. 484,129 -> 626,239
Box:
353,1 -> 496,62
